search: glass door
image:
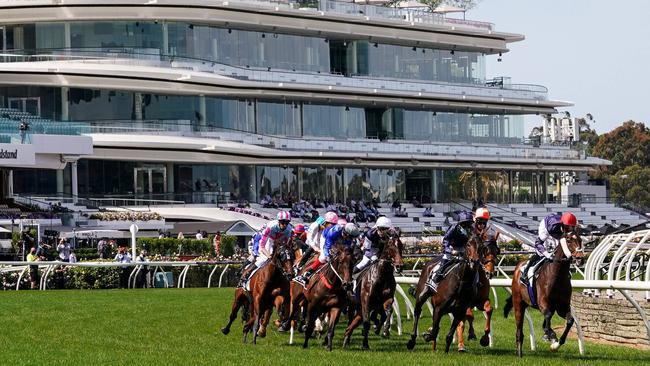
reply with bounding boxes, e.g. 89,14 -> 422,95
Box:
8,97 -> 41,116
134,166 -> 167,197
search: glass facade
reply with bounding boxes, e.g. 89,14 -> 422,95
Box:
0,86 -> 524,144
13,161 -> 553,204
4,21 -> 484,85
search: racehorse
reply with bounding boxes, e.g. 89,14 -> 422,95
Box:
406,232 -> 481,353
288,243 -> 354,351
504,232 -> 583,357
342,235 -> 404,349
456,232 -> 500,351
221,236 -> 303,338
221,240 -> 295,344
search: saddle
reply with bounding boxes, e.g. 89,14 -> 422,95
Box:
425,260 -> 461,292
520,258 -> 548,288
239,266 -> 262,292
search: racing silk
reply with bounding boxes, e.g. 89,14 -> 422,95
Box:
322,224 -> 354,257
259,220 -> 292,253
534,214 -> 563,255
361,227 -> 386,254
306,221 -> 323,250
442,223 -> 470,253
250,232 -> 263,256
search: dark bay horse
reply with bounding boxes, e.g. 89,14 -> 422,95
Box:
504,233 -> 583,357
406,233 -> 481,353
342,235 -> 404,349
221,240 -> 295,344
456,232 -> 500,351
288,243 -> 354,351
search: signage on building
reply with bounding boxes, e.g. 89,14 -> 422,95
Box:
0,143 -> 36,167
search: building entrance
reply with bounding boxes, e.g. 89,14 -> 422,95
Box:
134,166 -> 166,196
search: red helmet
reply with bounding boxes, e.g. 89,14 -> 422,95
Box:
475,207 -> 490,221
561,212 -> 577,226
292,224 -> 306,234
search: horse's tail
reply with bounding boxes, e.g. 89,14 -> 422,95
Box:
503,295 -> 513,318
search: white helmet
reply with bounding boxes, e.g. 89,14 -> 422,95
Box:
375,216 -> 392,229
344,223 -> 361,237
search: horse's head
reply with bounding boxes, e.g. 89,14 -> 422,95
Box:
380,233 -> 404,274
464,232 -> 483,271
273,240 -> 295,280
330,243 -> 354,290
555,231 -> 583,261
479,232 -> 501,279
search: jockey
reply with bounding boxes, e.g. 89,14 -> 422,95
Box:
353,216 -> 393,275
294,211 -> 338,272
474,207 -> 491,235
238,211 -> 292,287
293,222 -> 361,285
292,224 -> 308,252
428,211 -> 474,289
520,212 -> 577,286
243,224 -> 266,268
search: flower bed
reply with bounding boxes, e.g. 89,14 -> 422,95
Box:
89,211 -> 163,221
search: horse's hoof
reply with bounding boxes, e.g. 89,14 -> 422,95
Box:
362,343 -> 370,350
406,338 -> 416,350
541,334 -> 551,342
382,331 -> 390,339
343,335 -> 350,348
458,345 -> 466,353
468,332 -> 477,341
257,329 -> 266,338
422,333 -> 432,342
479,335 -> 490,347
550,341 -> 560,352
221,327 -> 230,335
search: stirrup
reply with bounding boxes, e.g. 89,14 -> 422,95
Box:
292,275 -> 307,285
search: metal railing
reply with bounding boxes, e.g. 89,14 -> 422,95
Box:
0,48 -> 549,101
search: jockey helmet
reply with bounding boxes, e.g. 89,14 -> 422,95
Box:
337,218 -> 347,226
375,216 -> 392,229
324,211 -> 339,224
475,207 -> 490,221
277,211 -> 291,224
315,217 -> 326,226
292,224 -> 306,234
344,223 -> 361,237
457,211 -> 473,224
561,212 -> 577,227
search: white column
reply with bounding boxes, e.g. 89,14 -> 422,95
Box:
64,23 -> 71,49
56,169 -> 64,196
161,21 -> 169,55
60,87 -> 69,121
166,162 -> 174,195
71,161 -> 78,203
7,170 -> 13,197
199,95 -> 206,128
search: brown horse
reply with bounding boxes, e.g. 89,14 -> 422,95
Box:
221,238 -> 303,338
456,232 -> 501,351
342,235 -> 404,349
288,243 -> 354,351
406,233 -> 481,353
221,240 -> 295,343
504,232 -> 583,357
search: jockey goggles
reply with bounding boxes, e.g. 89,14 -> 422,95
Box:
475,218 -> 488,226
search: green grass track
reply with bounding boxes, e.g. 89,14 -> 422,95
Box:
1,288 -> 648,365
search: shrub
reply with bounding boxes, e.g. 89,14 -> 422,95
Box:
220,235 -> 237,257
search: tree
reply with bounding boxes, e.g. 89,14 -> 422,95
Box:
591,121 -> 650,177
609,165 -> 650,210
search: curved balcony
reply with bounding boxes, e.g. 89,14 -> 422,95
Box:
0,48 -> 551,102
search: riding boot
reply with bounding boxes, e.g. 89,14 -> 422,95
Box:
294,268 -> 315,285
520,254 -> 539,287
238,264 -> 255,288
297,247 -> 313,269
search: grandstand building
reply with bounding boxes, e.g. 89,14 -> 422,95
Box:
0,0 -> 610,206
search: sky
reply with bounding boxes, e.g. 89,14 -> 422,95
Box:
467,0 -> 650,135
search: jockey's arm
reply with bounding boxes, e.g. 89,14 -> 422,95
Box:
535,221 -> 552,258
259,227 -> 273,258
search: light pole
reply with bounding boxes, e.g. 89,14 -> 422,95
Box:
130,223 -> 139,259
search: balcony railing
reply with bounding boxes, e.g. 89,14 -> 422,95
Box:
0,48 -> 549,101
74,119 -> 582,161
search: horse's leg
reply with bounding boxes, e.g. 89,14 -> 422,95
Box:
258,307 -> 272,338
361,305 -> 372,350
480,300 -> 493,347
428,305 -> 443,352
343,313 -> 362,348
456,313 -> 466,352
382,298 -> 393,338
466,307 -> 477,340
406,286 -> 430,350
445,309 -> 465,353
326,307 -> 342,352
371,310 -> 382,335
555,309 -> 574,351
251,295 -> 263,345
514,299 -> 527,358
542,310 -> 557,342
303,303 -> 317,349
221,290 -> 242,335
